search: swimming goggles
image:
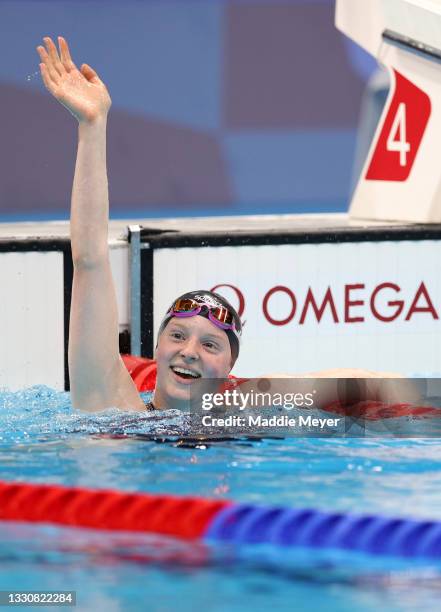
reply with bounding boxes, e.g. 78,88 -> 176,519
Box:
166,298 -> 242,341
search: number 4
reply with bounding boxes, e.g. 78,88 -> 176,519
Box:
387,102 -> 411,167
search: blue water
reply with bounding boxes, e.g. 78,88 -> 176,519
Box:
2,386 -> 441,611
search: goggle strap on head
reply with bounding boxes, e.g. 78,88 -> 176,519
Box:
165,297 -> 241,343
171,298 -> 238,331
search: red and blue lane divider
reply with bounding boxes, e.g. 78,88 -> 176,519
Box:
1,480 -> 441,560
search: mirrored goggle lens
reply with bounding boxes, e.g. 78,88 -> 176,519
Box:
210,306 -> 234,326
172,299 -> 236,328
172,298 -> 201,313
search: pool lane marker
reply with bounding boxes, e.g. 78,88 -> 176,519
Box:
0,481 -> 229,539
1,480 -> 441,559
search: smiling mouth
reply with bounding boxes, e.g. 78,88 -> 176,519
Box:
170,366 -> 201,381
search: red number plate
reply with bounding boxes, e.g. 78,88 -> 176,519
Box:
366,70 -> 431,182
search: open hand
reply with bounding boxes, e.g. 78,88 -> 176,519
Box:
37,36 -> 111,123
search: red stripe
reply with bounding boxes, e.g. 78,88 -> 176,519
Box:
121,355 -> 441,421
121,355 -> 157,392
0,481 -> 230,538
323,400 -> 441,420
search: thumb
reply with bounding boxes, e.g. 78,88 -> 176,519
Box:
80,63 -> 101,83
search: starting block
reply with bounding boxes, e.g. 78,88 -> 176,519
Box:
336,0 -> 441,222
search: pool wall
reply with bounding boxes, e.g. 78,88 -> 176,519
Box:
1,214 -> 441,389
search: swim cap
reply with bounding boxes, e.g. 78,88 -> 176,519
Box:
158,290 -> 242,365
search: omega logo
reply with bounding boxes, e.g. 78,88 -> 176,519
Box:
212,282 -> 438,326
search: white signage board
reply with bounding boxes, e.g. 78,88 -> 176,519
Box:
0,241 -> 128,392
0,251 -> 64,390
153,241 -> 441,377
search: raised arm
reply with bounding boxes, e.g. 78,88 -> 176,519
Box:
37,37 -> 144,412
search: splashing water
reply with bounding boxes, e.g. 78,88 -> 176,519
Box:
0,385 -> 191,445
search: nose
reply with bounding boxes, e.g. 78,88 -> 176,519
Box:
179,337 -> 199,362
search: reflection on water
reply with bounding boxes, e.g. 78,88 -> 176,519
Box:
2,386 -> 441,611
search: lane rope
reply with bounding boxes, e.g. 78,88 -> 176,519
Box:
2,480 -> 441,559
0,481 -> 229,539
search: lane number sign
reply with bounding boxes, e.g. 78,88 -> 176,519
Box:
366,70 -> 431,181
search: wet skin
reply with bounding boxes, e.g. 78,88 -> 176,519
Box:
153,316 -> 232,411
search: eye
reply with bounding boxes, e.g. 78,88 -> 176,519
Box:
170,330 -> 184,340
203,341 -> 219,351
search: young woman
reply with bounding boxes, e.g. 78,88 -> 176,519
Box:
37,36 -> 247,413
37,37 -> 411,413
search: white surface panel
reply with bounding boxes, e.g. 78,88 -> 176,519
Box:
109,245 -> 129,329
154,242 -> 441,377
0,252 -> 64,390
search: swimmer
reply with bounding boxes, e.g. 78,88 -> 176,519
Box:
36,36 -> 243,412
36,37 -> 417,412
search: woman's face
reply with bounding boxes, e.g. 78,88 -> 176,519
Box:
153,315 -> 233,409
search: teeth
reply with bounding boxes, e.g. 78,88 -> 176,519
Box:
172,366 -> 200,378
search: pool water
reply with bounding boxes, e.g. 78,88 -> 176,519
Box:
2,386 -> 441,611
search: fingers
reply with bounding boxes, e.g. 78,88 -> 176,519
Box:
36,45 -> 59,84
80,63 -> 100,84
39,63 -> 56,94
43,36 -> 64,76
58,36 -> 75,72
37,35 -> 78,90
